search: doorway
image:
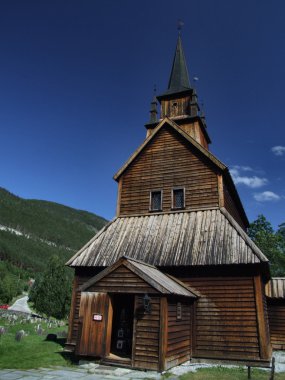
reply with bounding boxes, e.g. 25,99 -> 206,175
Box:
110,294 -> 134,359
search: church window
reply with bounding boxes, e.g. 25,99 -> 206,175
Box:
172,101 -> 178,116
172,188 -> 185,209
150,190 -> 162,211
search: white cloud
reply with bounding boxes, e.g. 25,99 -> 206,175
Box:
230,167 -> 268,188
271,146 -> 285,156
231,165 -> 253,172
254,191 -> 281,202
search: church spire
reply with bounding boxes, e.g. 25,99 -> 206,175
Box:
167,34 -> 191,94
147,33 -> 211,149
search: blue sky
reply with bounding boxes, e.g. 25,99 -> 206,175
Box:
0,0 -> 284,229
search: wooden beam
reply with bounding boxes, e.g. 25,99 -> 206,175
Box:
75,316 -> 83,356
159,297 -> 168,372
191,302 -> 197,357
104,295 -> 113,357
131,296 -> 138,368
116,177 -> 122,216
217,174 -> 224,208
66,275 -> 78,345
254,276 -> 270,359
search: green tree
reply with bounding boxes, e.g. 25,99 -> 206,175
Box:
29,255 -> 72,319
277,222 -> 285,240
0,275 -> 18,304
248,215 -> 285,276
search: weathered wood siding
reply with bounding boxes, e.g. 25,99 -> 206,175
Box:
161,96 -> 191,119
263,286 -> 271,352
119,126 -> 219,215
179,121 -> 208,150
185,277 -> 261,360
133,295 -> 160,371
66,270 -> 100,347
77,292 -> 111,357
268,300 -> 285,349
223,180 -> 246,230
67,274 -> 92,346
88,265 -> 158,294
166,299 -> 191,369
69,210 -> 265,268
66,275 -> 79,346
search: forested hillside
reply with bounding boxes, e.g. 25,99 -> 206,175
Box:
0,187 -> 108,273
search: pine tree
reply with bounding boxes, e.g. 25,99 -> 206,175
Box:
29,255 -> 71,319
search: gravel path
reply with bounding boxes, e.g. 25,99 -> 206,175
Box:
0,353 -> 284,380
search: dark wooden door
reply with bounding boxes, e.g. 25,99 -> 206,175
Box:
77,292 -> 112,357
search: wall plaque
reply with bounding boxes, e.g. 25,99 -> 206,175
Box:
93,314 -> 103,321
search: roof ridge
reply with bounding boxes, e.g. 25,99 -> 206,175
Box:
122,255 -> 156,269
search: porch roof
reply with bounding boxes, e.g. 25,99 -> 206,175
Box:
80,256 -> 197,298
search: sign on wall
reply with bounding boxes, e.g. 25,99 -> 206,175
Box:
93,314 -> 103,321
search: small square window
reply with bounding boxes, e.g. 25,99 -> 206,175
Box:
150,191 -> 162,211
177,302 -> 182,320
172,188 -> 185,209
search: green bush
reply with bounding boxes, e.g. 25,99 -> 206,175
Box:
29,255 -> 72,319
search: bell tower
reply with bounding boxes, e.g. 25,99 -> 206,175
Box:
145,34 -> 211,149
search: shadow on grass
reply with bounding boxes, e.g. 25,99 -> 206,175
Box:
55,338 -> 66,348
58,350 -> 78,365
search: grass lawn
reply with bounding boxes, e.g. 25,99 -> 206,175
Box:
172,366 -> 285,380
1,313 -> 285,380
0,314 -> 74,369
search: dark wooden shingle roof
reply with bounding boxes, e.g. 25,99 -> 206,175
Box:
66,207 -> 267,268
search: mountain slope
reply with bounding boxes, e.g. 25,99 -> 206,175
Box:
0,187 -> 108,272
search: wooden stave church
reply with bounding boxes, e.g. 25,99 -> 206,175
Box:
65,35 -> 272,371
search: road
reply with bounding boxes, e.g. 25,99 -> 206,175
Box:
8,295 -> 31,314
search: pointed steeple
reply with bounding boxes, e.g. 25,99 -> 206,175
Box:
148,33 -> 211,149
167,34 -> 191,94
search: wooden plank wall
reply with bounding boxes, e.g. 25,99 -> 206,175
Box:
77,292 -> 109,357
178,121 -> 208,150
223,181 -> 246,230
166,299 -> 191,369
268,300 -> 285,349
67,274 -> 93,346
119,126 -> 219,215
88,265 -> 158,294
133,295 -> 160,371
185,277 -> 260,360
161,96 -> 191,118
